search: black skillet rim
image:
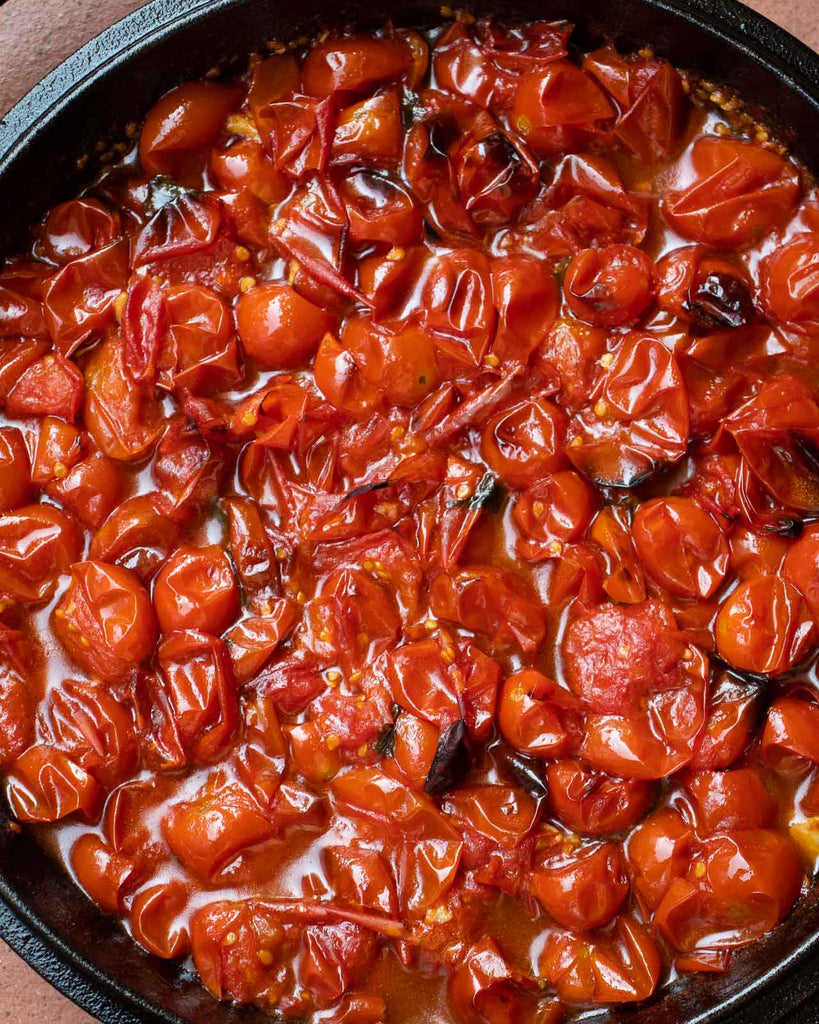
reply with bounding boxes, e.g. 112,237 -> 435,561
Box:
1,0 -> 819,1021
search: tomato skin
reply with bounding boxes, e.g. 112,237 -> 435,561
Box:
153,544 -> 239,636
715,576 -> 814,676
340,170 -> 422,247
511,60 -> 614,156
384,712 -> 439,791
5,744 -> 101,823
0,504 -> 82,603
235,283 -> 335,369
532,840 -> 629,930
448,937 -> 538,1024
140,81 -> 241,181
547,760 -> 655,835
663,136 -> 800,247
481,396 -> 567,488
563,244 -> 656,327
71,833 -> 141,913
53,561 -> 158,682
0,427 -> 32,511
626,808 -> 693,913
632,497 -> 729,599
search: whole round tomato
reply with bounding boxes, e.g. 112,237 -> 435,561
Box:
140,81 -> 241,182
715,576 -> 814,675
626,808 -> 693,913
153,544 -> 239,636
759,233 -> 819,334
632,497 -> 729,599
235,283 -> 336,370
562,244 -> 656,327
53,561 -> 157,682
513,471 -> 596,560
531,840 -> 629,929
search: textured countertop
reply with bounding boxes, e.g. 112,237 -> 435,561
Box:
0,0 -> 817,1021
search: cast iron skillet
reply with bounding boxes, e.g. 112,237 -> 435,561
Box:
1,0 -> 819,1021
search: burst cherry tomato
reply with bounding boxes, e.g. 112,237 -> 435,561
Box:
153,544 -> 239,635
563,244 -> 656,327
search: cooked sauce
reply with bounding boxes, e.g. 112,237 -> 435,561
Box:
1,12 -> 819,1023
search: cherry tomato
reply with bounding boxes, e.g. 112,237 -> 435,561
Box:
140,81 -> 241,182
481,396 -> 567,488
333,91 -> 403,166
685,768 -> 775,834
210,137 -> 289,204
448,937 -> 541,1024
663,136 -> 800,247
89,493 -> 181,580
563,244 -> 656,327
632,497 -> 729,599
490,255 -> 559,364
562,599 -> 683,713
340,170 -> 422,248
511,61 -> 614,156
235,283 -> 335,370
498,670 -> 579,758
341,316 -> 439,408
532,840 -> 629,930
783,524 -> 819,623
540,915 -> 662,1003
39,198 -> 122,265
656,245 -> 754,329
38,678 -> 138,789
0,427 -> 32,511
5,744 -> 101,822
760,696 -> 819,772
154,543 -> 239,635
71,833 -> 140,913
130,881 -> 191,959
759,233 -> 819,333
53,561 -> 157,682
654,830 -> 803,950
690,672 -> 763,770
429,566 -> 546,652
0,504 -> 82,603
715,576 -> 814,675
302,37 -> 412,96
547,760 -> 655,835
513,471 -> 595,562
626,808 -> 693,913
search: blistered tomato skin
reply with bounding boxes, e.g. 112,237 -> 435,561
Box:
1,15 -> 818,1024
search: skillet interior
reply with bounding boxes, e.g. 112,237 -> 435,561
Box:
1,0 -> 819,1020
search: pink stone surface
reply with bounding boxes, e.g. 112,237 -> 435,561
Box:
0,0 -> 816,1020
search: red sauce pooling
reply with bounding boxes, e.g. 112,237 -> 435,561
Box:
1,14 -> 819,1023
